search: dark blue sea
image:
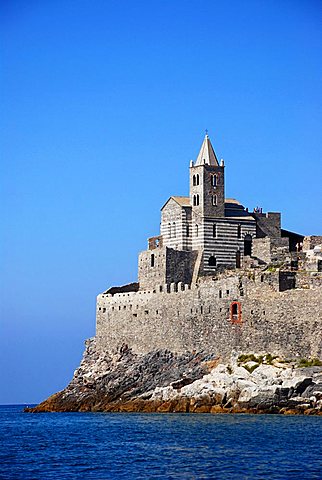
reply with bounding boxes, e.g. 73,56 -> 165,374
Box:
1,405 -> 321,479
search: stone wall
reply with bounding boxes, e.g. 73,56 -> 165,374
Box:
252,237 -> 290,264
138,247 -> 197,290
96,272 -> 322,360
303,236 -> 322,251
254,212 -> 281,238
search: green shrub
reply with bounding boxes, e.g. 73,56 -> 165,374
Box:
265,353 -> 278,365
297,358 -> 322,368
243,363 -> 259,373
238,353 -> 263,365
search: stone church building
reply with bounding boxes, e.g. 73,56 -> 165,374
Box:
138,134 -> 300,290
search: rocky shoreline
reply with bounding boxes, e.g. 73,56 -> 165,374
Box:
26,338 -> 322,415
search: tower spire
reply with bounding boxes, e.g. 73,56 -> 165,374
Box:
195,134 -> 219,166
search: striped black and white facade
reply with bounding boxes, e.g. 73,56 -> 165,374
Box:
139,134 -> 281,285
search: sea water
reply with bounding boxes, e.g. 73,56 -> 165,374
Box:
1,405 -> 321,479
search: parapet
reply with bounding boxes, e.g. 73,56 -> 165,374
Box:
148,235 -> 163,250
303,236 -> 322,252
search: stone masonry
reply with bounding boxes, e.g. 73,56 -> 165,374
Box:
96,134 -> 322,360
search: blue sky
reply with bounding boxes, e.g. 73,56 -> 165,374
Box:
1,0 -> 322,404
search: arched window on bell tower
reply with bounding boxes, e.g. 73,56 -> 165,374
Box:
212,195 -> 217,206
193,175 -> 196,186
212,174 -> 217,187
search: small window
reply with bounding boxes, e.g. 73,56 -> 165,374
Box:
186,225 -> 190,237
237,225 -> 241,238
196,225 -> 199,237
236,250 -> 241,268
173,222 -> 176,238
226,290 -> 229,295
196,194 -> 200,206
193,195 -> 196,206
212,195 -> 217,206
213,224 -> 216,238
208,255 -> 216,266
151,254 -> 155,267
219,290 -> 222,298
196,174 -> 200,185
193,175 -> 196,186
212,175 -> 217,187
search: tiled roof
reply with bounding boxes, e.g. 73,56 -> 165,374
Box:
172,196 -> 191,207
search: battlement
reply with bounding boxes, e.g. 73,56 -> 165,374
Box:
96,269 -> 322,359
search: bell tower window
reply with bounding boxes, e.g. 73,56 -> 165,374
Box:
212,195 -> 217,206
212,175 -> 217,187
193,175 -> 196,186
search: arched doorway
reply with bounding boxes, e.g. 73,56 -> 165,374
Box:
244,234 -> 252,256
230,302 -> 242,323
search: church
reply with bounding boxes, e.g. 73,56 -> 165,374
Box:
138,134 -> 301,290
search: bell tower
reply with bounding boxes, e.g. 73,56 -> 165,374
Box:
190,134 -> 225,218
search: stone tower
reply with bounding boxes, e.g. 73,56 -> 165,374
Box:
190,134 -> 225,218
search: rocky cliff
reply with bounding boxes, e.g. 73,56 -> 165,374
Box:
26,338 -> 322,415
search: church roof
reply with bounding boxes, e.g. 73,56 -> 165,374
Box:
172,196 -> 191,207
161,196 -> 190,210
195,134 -> 219,166
224,198 -> 254,220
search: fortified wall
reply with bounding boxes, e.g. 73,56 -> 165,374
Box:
95,134 -> 322,361
96,269 -> 322,360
